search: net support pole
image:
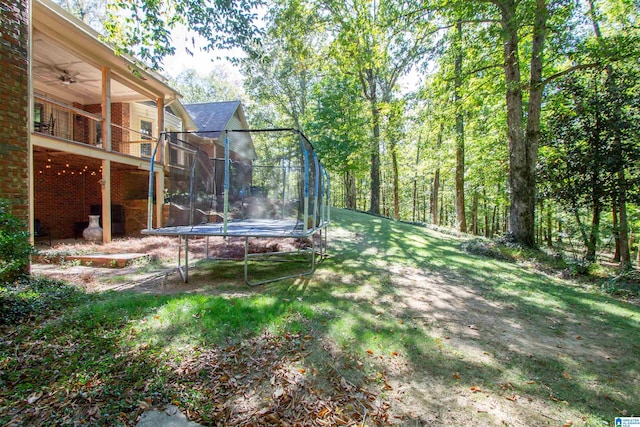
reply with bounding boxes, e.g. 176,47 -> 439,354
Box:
281,157 -> 287,219
147,134 -> 164,231
312,151 -> 320,229
223,131 -> 230,234
302,145 -> 310,234
323,168 -> 331,224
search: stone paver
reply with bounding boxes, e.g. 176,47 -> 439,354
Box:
136,405 -> 203,427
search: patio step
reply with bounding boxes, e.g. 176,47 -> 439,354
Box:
65,253 -> 148,268
34,253 -> 149,268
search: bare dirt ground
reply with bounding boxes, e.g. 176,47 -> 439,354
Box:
33,236 -> 308,294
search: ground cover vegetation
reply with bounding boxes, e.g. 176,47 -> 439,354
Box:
2,208 -> 640,425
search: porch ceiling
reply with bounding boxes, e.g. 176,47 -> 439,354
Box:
33,33 -> 149,105
33,147 -> 145,174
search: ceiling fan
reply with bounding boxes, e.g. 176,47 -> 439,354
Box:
33,61 -> 98,86
57,69 -> 79,85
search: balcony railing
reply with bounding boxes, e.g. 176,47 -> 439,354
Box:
33,93 -> 163,163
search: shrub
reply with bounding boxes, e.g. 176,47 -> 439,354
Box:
0,199 -> 34,283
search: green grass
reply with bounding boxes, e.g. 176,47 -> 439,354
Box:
1,208 -> 639,426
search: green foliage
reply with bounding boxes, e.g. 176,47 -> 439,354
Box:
103,0 -> 263,70
0,276 -> 84,325
0,200 -> 34,283
169,68 -> 246,104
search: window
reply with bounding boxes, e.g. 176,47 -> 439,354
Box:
34,103 -> 43,125
94,120 -> 103,146
140,119 -> 153,157
169,131 -> 179,164
140,119 -> 153,140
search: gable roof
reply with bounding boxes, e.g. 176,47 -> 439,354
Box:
184,101 -> 243,139
184,101 -> 256,161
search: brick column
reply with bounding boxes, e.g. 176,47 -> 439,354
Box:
0,0 -> 30,224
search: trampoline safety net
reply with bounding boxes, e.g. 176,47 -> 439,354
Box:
144,128 -> 330,239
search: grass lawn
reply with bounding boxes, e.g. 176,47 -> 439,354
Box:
1,208 -> 639,426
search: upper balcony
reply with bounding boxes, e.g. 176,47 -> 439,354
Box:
31,0 -> 195,169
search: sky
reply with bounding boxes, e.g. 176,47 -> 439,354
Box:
160,25 -> 243,80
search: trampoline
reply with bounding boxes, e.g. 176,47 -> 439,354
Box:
142,128 -> 330,285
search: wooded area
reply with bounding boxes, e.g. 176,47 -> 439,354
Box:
61,0 -> 640,267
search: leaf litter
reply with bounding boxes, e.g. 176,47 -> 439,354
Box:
1,327 -> 391,426
167,330 -> 390,426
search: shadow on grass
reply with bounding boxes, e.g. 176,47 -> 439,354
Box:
3,208 -> 639,425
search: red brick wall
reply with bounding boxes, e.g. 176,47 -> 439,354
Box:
34,162 -> 127,239
111,102 -> 129,153
32,101 -> 144,238
0,0 -> 29,223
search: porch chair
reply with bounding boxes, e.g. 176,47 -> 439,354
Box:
34,219 -> 51,245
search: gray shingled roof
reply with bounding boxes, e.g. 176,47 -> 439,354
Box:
184,101 -> 256,160
184,101 -> 242,138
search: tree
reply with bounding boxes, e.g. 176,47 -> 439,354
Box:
318,0 -> 434,215
242,0 -> 323,130
307,72 -> 370,210
487,0 -> 549,247
453,20 -> 466,233
170,68 -> 246,104
539,72 -> 613,262
104,0 -> 263,70
53,0 -> 107,31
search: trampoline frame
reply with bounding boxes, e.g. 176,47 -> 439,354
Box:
142,128 -> 330,285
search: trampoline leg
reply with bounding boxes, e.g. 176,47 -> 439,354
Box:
185,236 -> 189,283
244,236 -> 319,287
177,235 -> 189,283
244,236 -> 250,284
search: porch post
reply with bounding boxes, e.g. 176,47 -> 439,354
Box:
101,160 -> 112,243
101,66 -> 111,151
156,97 -> 164,228
101,66 -> 112,243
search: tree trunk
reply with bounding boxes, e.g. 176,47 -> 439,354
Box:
391,140 -> 400,220
413,140 -> 421,222
545,204 -> 552,246
494,0 -> 547,247
483,188 -> 490,237
432,170 -> 440,225
431,129 -> 442,225
454,20 -> 467,233
440,181 -> 445,226
368,69 -> 381,215
471,191 -> 479,235
586,204 -> 601,263
612,203 -> 620,261
617,168 -> 631,268
345,171 -> 356,210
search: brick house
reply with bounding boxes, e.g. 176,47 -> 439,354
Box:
13,0 -> 253,244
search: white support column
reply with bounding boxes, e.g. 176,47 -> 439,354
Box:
101,160 -> 112,243
156,97 -> 165,227
155,168 -> 164,228
102,67 -> 111,151
27,0 -> 34,247
101,66 -> 112,243
157,96 -> 165,164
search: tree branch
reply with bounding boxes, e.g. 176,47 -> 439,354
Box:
541,62 -> 601,85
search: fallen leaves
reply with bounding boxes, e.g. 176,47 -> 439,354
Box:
167,330 -> 391,426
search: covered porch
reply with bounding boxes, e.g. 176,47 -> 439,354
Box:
30,0 -> 195,243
